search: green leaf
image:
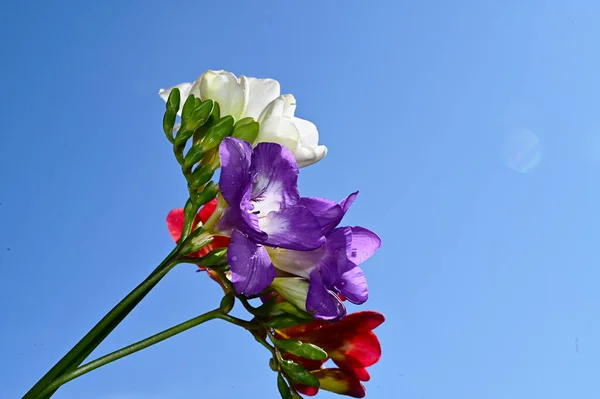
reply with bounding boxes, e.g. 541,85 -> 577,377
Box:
188,164 -> 214,189
197,247 -> 228,267
277,374 -> 292,399
272,338 -> 328,361
280,359 -> 319,387
266,314 -> 307,329
201,116 -> 235,151
232,119 -> 259,143
291,393 -> 303,399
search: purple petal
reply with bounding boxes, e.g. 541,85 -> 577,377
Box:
319,227 -> 352,286
219,138 -> 252,206
339,191 -> 359,213
228,230 -> 276,296
298,197 -> 344,235
336,263 -> 368,304
259,206 -> 325,250
347,227 -> 382,265
269,228 -> 349,280
306,270 -> 347,320
250,142 -> 300,214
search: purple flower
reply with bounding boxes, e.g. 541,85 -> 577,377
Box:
217,137 -> 325,296
269,193 -> 381,320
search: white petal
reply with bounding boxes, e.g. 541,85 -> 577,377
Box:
281,94 -> 297,118
158,82 -> 193,115
292,116 -> 319,147
242,77 -> 281,120
254,116 -> 300,151
198,70 -> 247,120
258,96 -> 285,124
295,145 -> 328,168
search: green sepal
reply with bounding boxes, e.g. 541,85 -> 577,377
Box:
188,164 -> 215,189
162,112 -> 177,142
219,293 -> 235,314
191,181 -> 219,207
277,374 -> 292,399
210,101 -> 221,121
201,116 -> 235,151
254,297 -> 312,320
174,127 -> 195,147
266,314 -> 308,329
272,338 -> 328,361
166,88 -> 181,112
179,231 -> 213,256
271,302 -> 314,320
162,89 -> 181,141
196,247 -> 228,267
269,358 -> 278,372
180,94 -> 197,122
186,100 -> 214,131
280,360 -> 319,387
183,146 -> 207,170
232,118 -> 259,143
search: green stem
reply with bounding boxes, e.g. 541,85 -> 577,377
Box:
213,270 -> 256,315
35,308 -> 225,398
23,248 -> 181,399
219,313 -> 254,329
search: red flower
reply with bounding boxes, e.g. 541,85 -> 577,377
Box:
277,311 -> 384,398
166,200 -> 230,290
166,199 -> 230,262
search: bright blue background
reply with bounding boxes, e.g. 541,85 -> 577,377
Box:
2,1 -> 599,398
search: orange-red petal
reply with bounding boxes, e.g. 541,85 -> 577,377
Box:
198,199 -> 218,223
330,330 -> 382,370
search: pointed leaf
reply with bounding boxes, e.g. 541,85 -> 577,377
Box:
273,338 -> 328,361
267,315 -> 307,329
280,360 -> 320,387
197,247 -> 228,267
188,164 -> 215,188
233,119 -> 259,143
201,116 -> 235,151
277,374 -> 292,399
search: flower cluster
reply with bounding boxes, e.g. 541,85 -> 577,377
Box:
22,70 -> 385,399
160,70 -> 384,398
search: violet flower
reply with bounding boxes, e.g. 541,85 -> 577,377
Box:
269,193 -> 381,320
217,137 -> 325,296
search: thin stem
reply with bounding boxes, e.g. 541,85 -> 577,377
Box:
23,247 -> 181,399
35,308 -> 224,398
218,313 -> 254,329
214,270 -> 256,315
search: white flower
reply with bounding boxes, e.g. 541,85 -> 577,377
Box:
159,70 -> 327,167
256,94 -> 327,168
158,70 -> 280,121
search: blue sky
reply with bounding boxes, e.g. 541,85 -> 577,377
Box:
2,0 -> 600,398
